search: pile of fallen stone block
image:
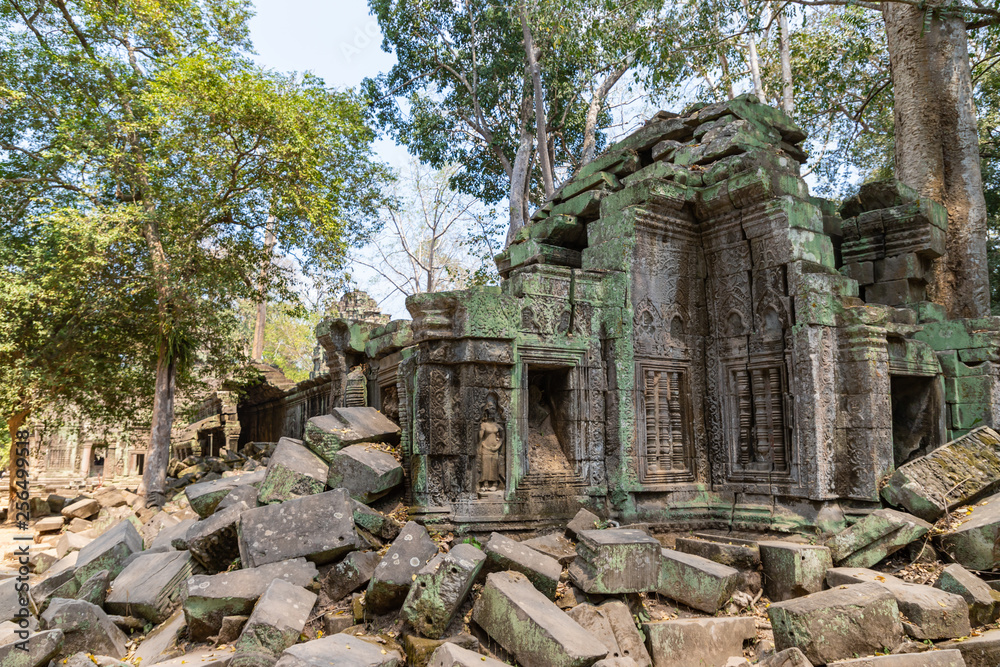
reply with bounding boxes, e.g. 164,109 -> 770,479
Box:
8,421 -> 1000,667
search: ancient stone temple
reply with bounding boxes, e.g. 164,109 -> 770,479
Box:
302,95 -> 999,532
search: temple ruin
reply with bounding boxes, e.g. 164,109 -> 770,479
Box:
198,94 -> 999,534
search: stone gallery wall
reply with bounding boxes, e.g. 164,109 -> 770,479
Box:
268,95 -> 1000,533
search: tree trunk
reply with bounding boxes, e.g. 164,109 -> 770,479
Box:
779,7 -> 794,114
883,2 -> 989,318
139,337 -> 177,508
6,410 -> 29,524
581,64 -> 630,167
506,125 -> 535,246
743,0 -> 765,102
520,1 -> 555,198
251,217 -> 276,361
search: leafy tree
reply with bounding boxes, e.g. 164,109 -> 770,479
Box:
0,0 -> 390,506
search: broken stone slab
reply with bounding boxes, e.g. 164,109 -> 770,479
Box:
219,615 -> 250,644
767,582 -> 904,664
303,408 -> 401,463
75,569 -> 110,607
569,529 -> 660,595
402,543 -> 487,639
567,508 -> 601,536
599,601 -> 651,667
187,500 -> 248,572
565,605 -> 623,664
471,571 -> 608,667
184,557 -> 318,641
642,617 -> 755,667
366,521 -> 439,614
935,563 -> 1000,627
759,541 -> 832,602
0,629 -> 64,667
105,550 -> 194,623
187,470 -> 266,518
140,511 -> 182,548
151,517 -> 196,552
34,516 -> 64,534
274,633 -> 404,667
66,518 -> 92,533
827,567 -> 971,640
831,651 -> 965,667
939,491 -> 1000,570
402,633 -> 479,667
218,484 -> 261,513
72,519 -> 143,586
56,532 -> 92,560
352,501 -> 402,542
0,578 -> 31,623
132,608 -> 185,666
755,648 -> 811,667
31,552 -> 78,607
674,534 -> 761,570
656,548 -> 741,613
151,647 -> 235,667
29,550 -> 57,575
483,532 -> 562,599
523,532 -> 577,565
826,509 -> 932,568
938,628 -> 1000,667
40,598 -> 128,658
428,642 -> 506,667
326,444 -> 403,503
321,550 -> 381,602
61,499 -> 100,520
239,488 -> 362,568
257,438 -> 328,505
230,579 -> 316,667
882,426 -> 1000,522
322,612 -> 353,636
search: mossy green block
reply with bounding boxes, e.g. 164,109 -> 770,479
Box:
574,149 -> 640,181
788,228 -> 835,267
945,376 -> 995,405
599,179 -> 689,217
550,190 -> 605,218
951,403 -> 993,430
560,170 -> 620,201
766,195 -> 824,233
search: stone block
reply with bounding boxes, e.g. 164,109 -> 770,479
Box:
401,543 -> 486,638
30,552 -> 78,607
151,648 -> 234,667
187,501 -> 248,572
599,601 -> 651,667
0,629 -> 63,667
938,628 -> 1000,667
183,558 -> 318,641
569,529 -> 660,595
755,648 -> 811,667
655,548 -> 740,613
257,438 -> 328,505
472,571 -> 608,667
881,427 -> 1000,522
826,509 -> 932,568
230,579 -> 316,667
428,642 -> 505,667
33,516 -> 63,534
402,632 -> 480,667
565,604 -> 620,663
66,518 -> 92,533
366,521 -> 439,614
72,519 -> 143,586
826,568 -> 970,640
40,598 -> 128,658
151,517 -> 196,552
133,609 -> 186,665
61,499 -> 100,520
673,534 -> 760,570
935,563 -> 1000,627
523,532 -> 577,565
831,651 -> 964,666
75,569 -> 110,606
186,470 -> 266,518
767,582 -> 904,664
483,532 -> 562,599
218,484 -> 262,513
759,541 -> 832,601
352,502 -> 402,542
239,488 -> 362,568
105,550 -> 194,623
642,617 -> 755,667
567,508 -> 601,536
139,510 -> 181,548
29,550 -> 57,575
303,408 -> 401,464
219,615 -> 250,644
321,550 -> 381,603
939,491 -> 1000,570
327,444 -> 403,503
274,634 -> 404,667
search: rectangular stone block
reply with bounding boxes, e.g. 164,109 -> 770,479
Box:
939,490 -> 1000,571
831,650 -> 964,667
105,550 -> 194,623
484,532 -> 562,600
184,558 -> 318,641
257,438 -> 328,505
367,521 -> 439,614
642,617 -> 755,667
187,500 -> 248,572
568,529 -> 660,594
303,408 -> 401,463
656,548 -> 740,613
826,509 -> 932,568
327,444 -> 403,503
238,488 -> 362,568
759,541 -> 832,602
935,563 -> 1000,627
73,519 -> 143,585
768,582 -> 903,665
401,543 -> 486,639
472,571 -> 608,667
275,634 -> 404,667
939,628 -> 1000,667
186,470 -> 266,518
230,579 -> 316,667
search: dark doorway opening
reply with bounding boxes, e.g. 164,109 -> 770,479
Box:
890,375 -> 944,467
525,366 -> 576,478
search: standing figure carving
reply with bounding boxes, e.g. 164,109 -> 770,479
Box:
478,395 -> 505,493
